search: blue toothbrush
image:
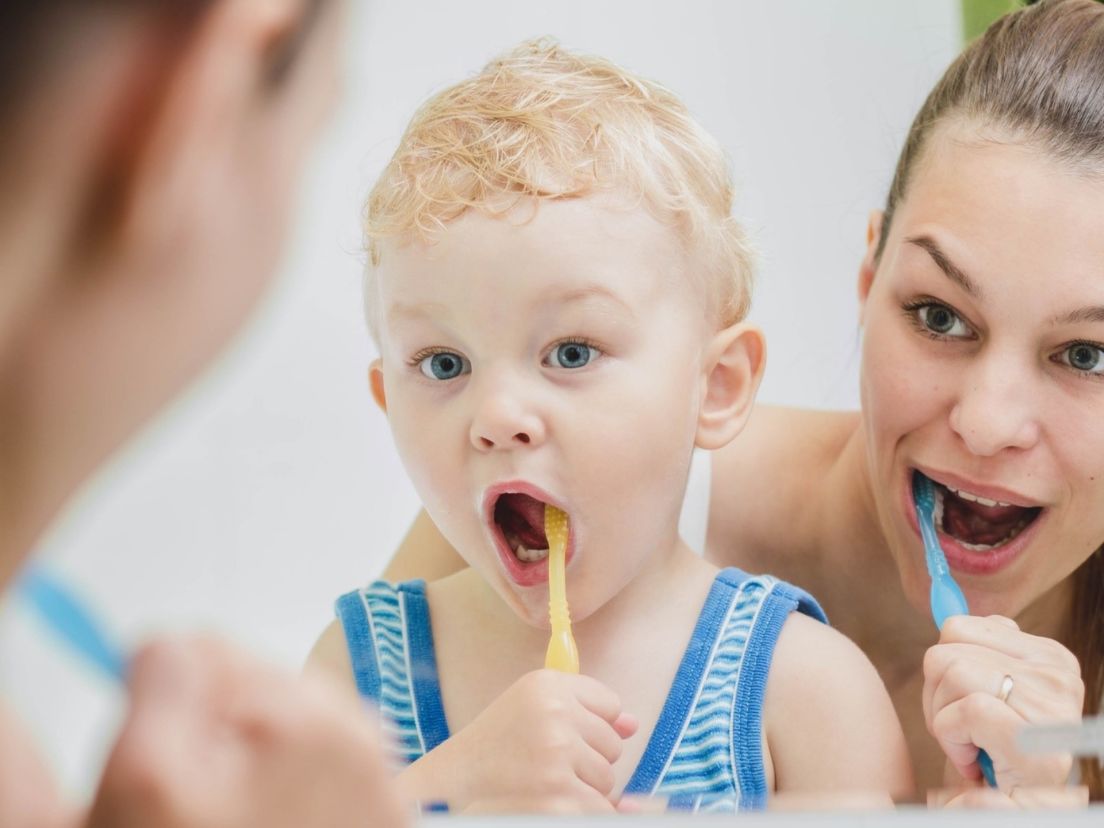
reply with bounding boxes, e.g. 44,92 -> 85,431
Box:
18,564 -> 128,684
913,472 -> 997,788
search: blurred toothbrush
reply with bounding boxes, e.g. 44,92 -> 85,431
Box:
913,471 -> 997,788
543,504 -> 578,673
18,563 -> 128,684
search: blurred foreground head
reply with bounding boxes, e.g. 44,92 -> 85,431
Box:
0,0 -> 345,582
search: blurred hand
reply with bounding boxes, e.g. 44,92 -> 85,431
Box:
923,615 -> 1084,791
401,669 -> 637,813
88,636 -> 409,828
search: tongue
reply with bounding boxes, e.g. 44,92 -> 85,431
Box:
495,494 -> 549,548
942,493 -> 1028,546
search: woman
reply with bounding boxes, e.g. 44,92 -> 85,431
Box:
386,0 -> 1103,802
0,2 -> 406,825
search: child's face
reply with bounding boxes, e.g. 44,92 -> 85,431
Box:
859,124 -> 1104,620
374,196 -> 713,626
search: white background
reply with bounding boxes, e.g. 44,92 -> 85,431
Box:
0,0 -> 960,798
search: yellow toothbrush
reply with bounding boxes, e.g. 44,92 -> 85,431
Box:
543,504 -> 579,673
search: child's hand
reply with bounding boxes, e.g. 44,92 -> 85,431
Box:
400,668 -> 637,813
87,636 -> 409,828
923,615 -> 1084,791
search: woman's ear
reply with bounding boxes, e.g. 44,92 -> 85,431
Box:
104,0 -> 310,247
695,323 -> 766,450
369,359 -> 387,413
857,210 -> 884,324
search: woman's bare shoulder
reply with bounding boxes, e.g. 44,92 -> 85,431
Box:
706,405 -> 859,566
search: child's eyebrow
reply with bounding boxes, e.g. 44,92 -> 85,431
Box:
386,301 -> 451,324
546,285 -> 638,319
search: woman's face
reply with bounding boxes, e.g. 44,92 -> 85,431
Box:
859,122 -> 1104,620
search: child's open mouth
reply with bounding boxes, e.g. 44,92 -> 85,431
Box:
485,483 -> 573,586
495,493 -> 552,562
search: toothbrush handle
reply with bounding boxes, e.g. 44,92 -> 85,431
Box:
19,565 -> 128,683
930,579 -> 997,789
545,628 -> 579,674
977,750 -> 997,788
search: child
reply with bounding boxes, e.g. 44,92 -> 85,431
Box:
308,40 -> 913,812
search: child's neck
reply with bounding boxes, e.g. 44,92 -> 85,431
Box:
428,534 -> 718,678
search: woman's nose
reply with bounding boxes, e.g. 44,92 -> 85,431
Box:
469,381 -> 546,452
948,357 -> 1041,456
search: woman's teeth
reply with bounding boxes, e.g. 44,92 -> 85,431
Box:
957,519 -> 1030,551
943,484 -> 1012,509
931,484 -> 1032,551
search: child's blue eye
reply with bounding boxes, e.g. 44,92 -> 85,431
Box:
419,351 -> 469,380
550,342 -> 597,369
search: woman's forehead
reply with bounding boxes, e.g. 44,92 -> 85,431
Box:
887,134 -> 1104,319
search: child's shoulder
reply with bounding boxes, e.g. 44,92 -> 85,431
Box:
305,578 -> 424,692
305,617 -> 355,688
761,610 -> 914,799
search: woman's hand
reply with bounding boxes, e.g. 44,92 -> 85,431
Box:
923,615 -> 1085,792
88,636 -> 409,828
399,669 -> 637,813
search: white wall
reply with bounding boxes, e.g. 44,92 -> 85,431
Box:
0,0 -> 960,799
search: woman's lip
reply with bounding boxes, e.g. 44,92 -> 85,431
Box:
903,468 -> 1048,577
482,480 -> 574,588
911,465 -> 1044,508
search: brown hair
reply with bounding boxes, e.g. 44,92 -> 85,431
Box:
877,0 -> 1104,797
0,0 -> 325,160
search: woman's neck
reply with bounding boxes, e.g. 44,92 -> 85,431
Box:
817,417 -> 938,680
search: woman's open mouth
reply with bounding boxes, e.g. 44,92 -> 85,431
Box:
910,469 -> 1045,575
484,483 -> 572,586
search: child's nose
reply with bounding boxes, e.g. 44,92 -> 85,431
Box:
469,387 -> 546,451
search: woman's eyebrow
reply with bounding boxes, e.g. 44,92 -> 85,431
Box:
905,235 -> 982,299
1051,306 -> 1104,326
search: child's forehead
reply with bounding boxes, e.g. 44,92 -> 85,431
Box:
380,192 -> 686,272
375,195 -> 708,325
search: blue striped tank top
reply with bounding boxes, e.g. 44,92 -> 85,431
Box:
335,567 -> 826,812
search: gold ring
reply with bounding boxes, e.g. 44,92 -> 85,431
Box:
997,674 -> 1014,704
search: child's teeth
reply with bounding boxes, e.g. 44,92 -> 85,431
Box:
513,542 -> 549,563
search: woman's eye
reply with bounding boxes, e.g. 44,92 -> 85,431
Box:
548,342 -> 599,369
1059,343 -> 1104,375
916,303 -> 970,338
418,351 -> 469,380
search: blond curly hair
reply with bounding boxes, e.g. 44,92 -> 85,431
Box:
364,38 -> 753,333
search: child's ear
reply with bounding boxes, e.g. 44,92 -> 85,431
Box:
695,322 -> 766,450
857,210 -> 884,325
369,359 -> 387,412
